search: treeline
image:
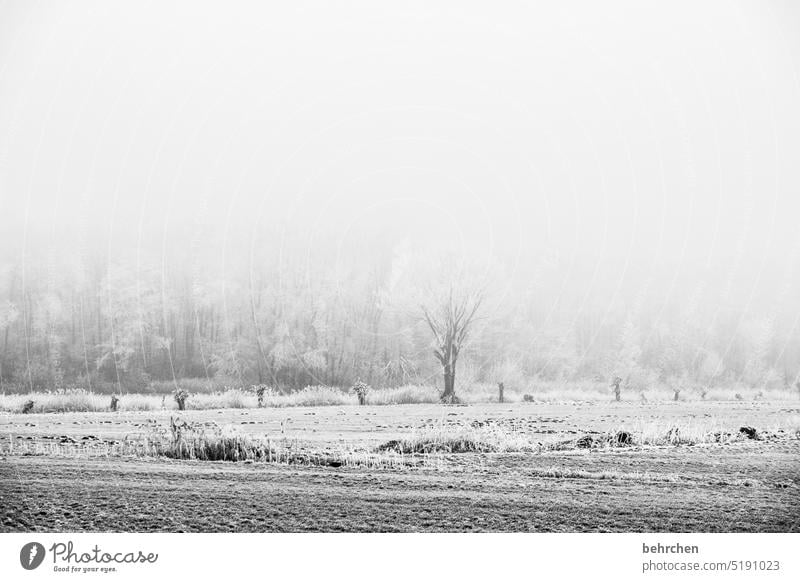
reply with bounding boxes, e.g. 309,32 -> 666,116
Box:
0,228 -> 798,394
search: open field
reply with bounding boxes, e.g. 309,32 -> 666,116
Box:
1,401 -> 799,532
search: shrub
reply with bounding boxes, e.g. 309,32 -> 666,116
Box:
351,380 -> 370,405
254,384 -> 274,407
174,389 -> 190,411
440,393 -> 462,405
739,426 -> 758,439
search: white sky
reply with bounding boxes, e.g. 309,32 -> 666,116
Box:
1,0 -> 799,315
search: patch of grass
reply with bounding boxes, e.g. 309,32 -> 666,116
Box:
376,436 -> 497,454
0,390 -> 107,413
375,423 -> 540,454
145,378 -> 220,394
2,418 -> 419,469
148,419 -> 418,467
117,393 -> 167,411
2,382 -> 797,413
528,466 -> 681,483
366,385 -> 440,405
190,390 -> 257,409
259,385 -> 354,407
152,418 -> 275,462
377,417 -> 800,455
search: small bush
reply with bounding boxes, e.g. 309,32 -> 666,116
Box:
351,380 -> 370,405
254,385 -> 274,408
174,389 -> 190,411
739,426 -> 758,439
440,393 -> 462,405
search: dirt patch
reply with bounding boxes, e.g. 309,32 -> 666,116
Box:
2,446 -> 798,532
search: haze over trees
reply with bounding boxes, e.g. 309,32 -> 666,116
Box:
2,3 -> 799,397
0,224 -> 797,396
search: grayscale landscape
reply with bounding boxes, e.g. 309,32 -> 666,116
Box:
1,1 -> 799,532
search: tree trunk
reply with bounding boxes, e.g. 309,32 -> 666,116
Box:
442,365 -> 455,400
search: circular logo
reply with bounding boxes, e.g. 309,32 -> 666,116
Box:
20,542 -> 46,570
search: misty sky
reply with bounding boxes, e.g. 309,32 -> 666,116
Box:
1,1 -> 800,319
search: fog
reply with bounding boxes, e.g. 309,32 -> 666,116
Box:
1,1 -> 799,391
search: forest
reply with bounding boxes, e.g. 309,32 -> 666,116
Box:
0,222 -> 796,396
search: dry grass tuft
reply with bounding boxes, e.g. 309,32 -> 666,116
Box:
366,385 -> 440,405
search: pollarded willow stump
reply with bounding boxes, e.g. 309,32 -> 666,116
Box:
610,376 -> 622,402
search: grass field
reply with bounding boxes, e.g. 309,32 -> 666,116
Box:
2,382 -> 795,414
1,400 -> 798,532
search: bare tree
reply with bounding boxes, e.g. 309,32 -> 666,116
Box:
421,288 -> 483,403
